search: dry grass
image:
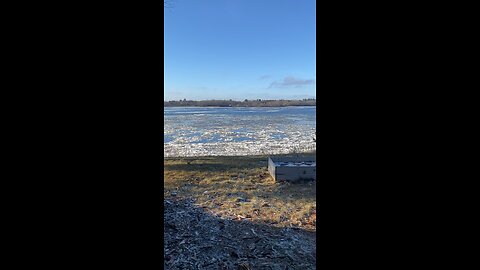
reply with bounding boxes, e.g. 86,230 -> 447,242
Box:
164,155 -> 316,231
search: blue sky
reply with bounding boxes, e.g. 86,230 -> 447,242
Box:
164,0 -> 316,101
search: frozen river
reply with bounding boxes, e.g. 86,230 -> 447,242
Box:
164,106 -> 316,157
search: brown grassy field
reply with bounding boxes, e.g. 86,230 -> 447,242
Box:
164,154 -> 316,231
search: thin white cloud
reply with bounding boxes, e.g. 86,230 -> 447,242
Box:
268,76 -> 315,89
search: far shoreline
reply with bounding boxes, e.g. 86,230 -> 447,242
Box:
164,105 -> 317,108
164,99 -> 316,107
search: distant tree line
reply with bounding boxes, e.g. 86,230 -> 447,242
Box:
164,99 -> 316,107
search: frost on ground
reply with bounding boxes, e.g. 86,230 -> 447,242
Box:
164,197 -> 316,269
164,107 -> 316,157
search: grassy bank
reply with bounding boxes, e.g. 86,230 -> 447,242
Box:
164,154 -> 316,231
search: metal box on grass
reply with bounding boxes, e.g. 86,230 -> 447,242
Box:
268,156 -> 316,182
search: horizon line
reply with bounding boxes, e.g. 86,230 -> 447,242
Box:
164,98 -> 316,102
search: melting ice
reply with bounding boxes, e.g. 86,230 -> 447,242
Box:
164,106 -> 316,157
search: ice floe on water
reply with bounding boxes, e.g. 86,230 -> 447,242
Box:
164,106 -> 316,157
